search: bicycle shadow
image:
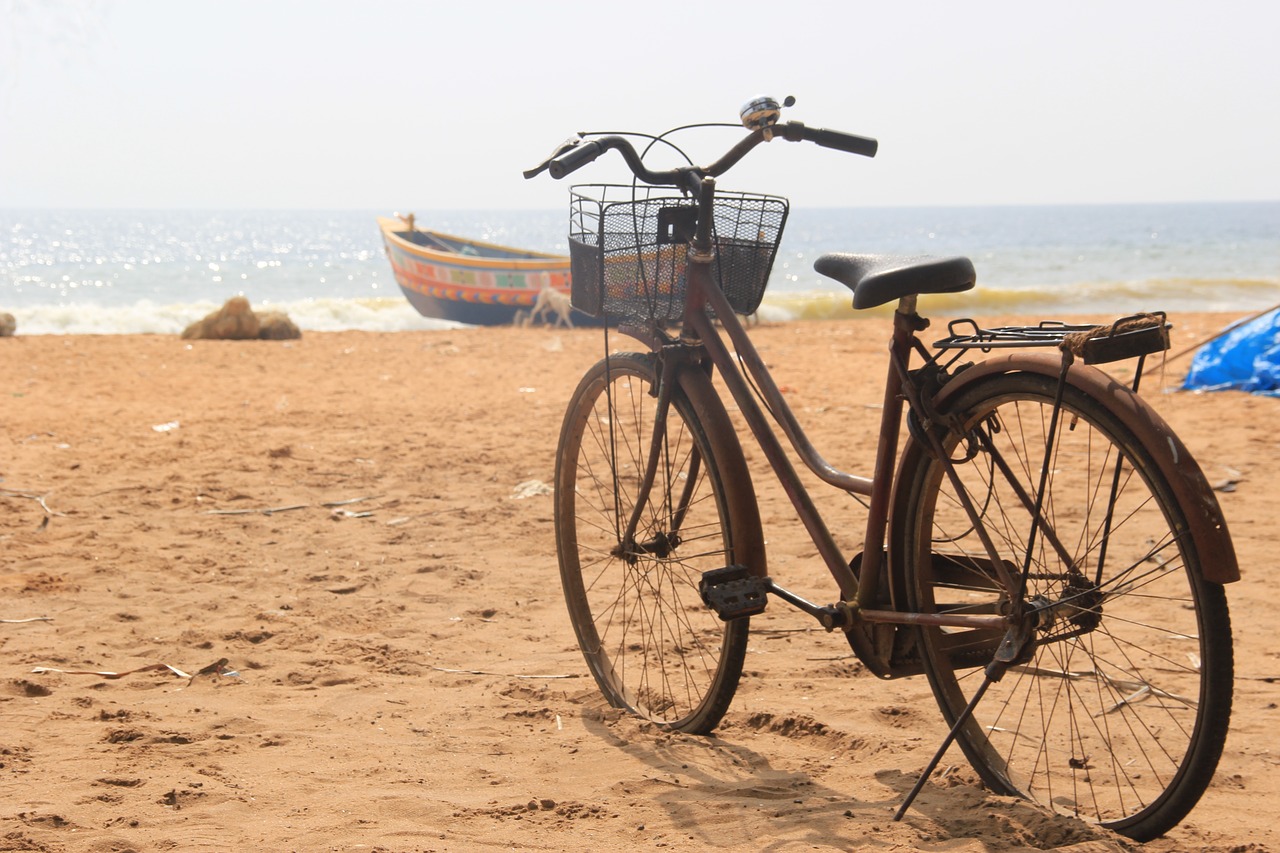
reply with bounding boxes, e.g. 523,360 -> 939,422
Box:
578,703 -> 1127,851
578,705 -> 892,849
872,767 -> 1128,851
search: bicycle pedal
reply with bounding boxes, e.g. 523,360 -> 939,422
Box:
699,565 -> 769,620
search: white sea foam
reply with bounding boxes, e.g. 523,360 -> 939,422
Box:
10,297 -> 460,335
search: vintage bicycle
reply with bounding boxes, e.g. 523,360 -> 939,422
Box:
524,96 -> 1237,841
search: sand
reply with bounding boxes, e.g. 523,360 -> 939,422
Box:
1,314 -> 1276,852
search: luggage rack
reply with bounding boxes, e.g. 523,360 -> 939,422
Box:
933,313 -> 1170,365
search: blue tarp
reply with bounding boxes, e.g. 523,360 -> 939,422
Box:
1183,306 -> 1280,396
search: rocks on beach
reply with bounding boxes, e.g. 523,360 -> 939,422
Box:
0,311 -> 15,337
256,310 -> 302,341
181,297 -> 301,341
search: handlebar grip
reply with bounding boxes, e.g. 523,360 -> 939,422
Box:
548,140 -> 605,179
801,125 -> 878,158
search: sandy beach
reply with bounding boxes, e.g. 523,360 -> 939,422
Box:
2,313 -> 1276,852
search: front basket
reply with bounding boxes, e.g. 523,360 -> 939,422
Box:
568,184 -> 789,324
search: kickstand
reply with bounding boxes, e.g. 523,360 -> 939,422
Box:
893,617 -> 1033,821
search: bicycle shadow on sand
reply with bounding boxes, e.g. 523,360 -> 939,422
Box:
578,702 -> 1129,851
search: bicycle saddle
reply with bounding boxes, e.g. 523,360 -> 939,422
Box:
814,253 -> 976,309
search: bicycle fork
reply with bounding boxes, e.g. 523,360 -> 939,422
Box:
609,345 -> 702,563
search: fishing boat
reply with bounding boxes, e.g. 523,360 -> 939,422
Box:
377,215 -> 574,326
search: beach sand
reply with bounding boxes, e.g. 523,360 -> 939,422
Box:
2,314 -> 1276,852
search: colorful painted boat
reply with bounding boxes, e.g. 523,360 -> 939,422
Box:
377,215 -> 574,326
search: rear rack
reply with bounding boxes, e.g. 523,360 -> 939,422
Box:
934,313 -> 1170,365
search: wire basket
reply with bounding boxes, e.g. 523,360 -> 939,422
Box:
568,184 -> 789,324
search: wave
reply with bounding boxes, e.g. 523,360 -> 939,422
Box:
760,277 -> 1280,322
7,297 -> 461,335
7,277 -> 1277,334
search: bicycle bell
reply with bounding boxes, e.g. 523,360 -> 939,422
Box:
740,95 -> 796,136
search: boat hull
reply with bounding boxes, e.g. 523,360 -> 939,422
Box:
378,218 -> 590,327
394,284 -> 531,326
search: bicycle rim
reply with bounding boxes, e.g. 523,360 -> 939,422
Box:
898,372 -> 1232,840
554,352 -> 755,733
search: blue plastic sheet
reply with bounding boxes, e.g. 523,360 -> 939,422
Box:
1183,307 -> 1280,396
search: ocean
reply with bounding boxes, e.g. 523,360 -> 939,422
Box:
2,203 -> 1277,334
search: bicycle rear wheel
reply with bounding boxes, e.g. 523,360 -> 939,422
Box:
554,352 -> 763,734
895,371 -> 1232,841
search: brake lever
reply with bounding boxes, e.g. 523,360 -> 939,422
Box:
523,134 -> 585,179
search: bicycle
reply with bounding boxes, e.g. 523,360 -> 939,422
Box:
524,95 -> 1237,841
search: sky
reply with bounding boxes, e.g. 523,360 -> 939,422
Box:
1,0 -> 1278,211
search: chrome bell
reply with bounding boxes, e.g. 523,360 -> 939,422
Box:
739,95 -> 795,132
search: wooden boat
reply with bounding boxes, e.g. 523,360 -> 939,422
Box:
377,215 -> 574,326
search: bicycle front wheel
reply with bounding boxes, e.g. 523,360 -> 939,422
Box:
895,371 -> 1232,841
554,352 -> 763,734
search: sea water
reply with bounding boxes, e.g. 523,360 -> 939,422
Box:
2,203 -> 1276,334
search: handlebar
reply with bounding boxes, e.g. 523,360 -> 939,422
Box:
548,137 -> 695,189
785,122 -> 879,158
525,119 -> 878,192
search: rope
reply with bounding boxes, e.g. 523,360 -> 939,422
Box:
1059,312 -> 1165,358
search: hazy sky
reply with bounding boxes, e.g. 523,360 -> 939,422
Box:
2,0 -> 1277,211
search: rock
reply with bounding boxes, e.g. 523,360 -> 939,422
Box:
181,296 -> 260,340
179,297 -> 302,341
0,312 -> 15,337
257,311 -> 301,340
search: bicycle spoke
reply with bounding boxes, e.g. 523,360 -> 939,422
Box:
902,371 -> 1231,839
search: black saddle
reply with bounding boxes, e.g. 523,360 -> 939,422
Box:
814,253 -> 976,309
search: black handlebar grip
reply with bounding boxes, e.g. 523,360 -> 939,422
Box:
803,126 -> 879,158
548,140 -> 605,179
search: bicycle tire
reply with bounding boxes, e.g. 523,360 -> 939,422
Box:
893,371 -> 1232,840
554,351 -> 764,734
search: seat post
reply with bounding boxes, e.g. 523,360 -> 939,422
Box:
856,295 -> 922,608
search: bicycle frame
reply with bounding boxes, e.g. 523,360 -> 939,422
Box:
612,178 -> 1011,676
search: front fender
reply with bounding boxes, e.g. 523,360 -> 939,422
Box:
923,353 -> 1239,584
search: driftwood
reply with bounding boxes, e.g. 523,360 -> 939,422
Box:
32,658 -> 241,687
0,488 -> 64,516
427,665 -> 580,680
